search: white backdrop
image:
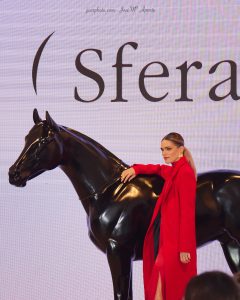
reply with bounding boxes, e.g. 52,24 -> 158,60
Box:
1,1 -> 240,299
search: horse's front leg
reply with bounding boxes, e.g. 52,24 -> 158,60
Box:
107,238 -> 134,300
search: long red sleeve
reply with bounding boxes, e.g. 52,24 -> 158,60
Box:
132,164 -> 162,177
178,169 -> 197,253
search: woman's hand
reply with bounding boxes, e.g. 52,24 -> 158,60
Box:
121,167 -> 136,183
180,252 -> 191,264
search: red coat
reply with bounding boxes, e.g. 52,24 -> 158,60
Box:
132,156 -> 197,300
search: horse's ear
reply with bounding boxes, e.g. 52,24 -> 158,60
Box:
33,108 -> 42,124
45,111 -> 60,132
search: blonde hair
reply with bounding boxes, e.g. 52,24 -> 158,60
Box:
162,132 -> 197,180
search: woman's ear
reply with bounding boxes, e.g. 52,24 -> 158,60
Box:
179,145 -> 184,157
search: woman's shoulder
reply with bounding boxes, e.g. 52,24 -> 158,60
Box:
179,162 -> 196,178
160,164 -> 172,179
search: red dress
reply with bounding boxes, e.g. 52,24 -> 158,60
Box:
132,156 -> 197,300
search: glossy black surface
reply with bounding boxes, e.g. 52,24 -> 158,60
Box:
9,109 -> 240,300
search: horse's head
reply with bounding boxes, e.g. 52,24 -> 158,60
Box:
9,109 -> 63,187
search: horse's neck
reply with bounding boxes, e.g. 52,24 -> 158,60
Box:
59,128 -> 126,213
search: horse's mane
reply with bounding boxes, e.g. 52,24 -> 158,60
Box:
59,125 -> 127,167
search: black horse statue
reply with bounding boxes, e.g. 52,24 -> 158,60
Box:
9,109 -> 240,300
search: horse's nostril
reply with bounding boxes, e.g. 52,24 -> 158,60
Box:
9,168 -> 20,179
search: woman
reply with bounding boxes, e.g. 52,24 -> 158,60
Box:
121,132 -> 197,300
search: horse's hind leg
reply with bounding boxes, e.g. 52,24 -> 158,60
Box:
107,238 -> 134,300
220,239 -> 240,273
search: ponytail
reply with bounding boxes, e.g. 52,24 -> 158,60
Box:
183,147 -> 197,180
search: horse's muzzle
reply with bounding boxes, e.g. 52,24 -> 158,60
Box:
8,167 -> 26,187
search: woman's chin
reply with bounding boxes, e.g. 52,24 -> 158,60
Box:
164,159 -> 174,165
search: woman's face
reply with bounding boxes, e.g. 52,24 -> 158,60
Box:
160,139 -> 184,164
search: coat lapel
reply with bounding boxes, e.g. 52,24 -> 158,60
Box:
163,156 -> 188,198
148,156 -> 188,229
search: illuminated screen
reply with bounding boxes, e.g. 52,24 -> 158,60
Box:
1,1 -> 240,299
